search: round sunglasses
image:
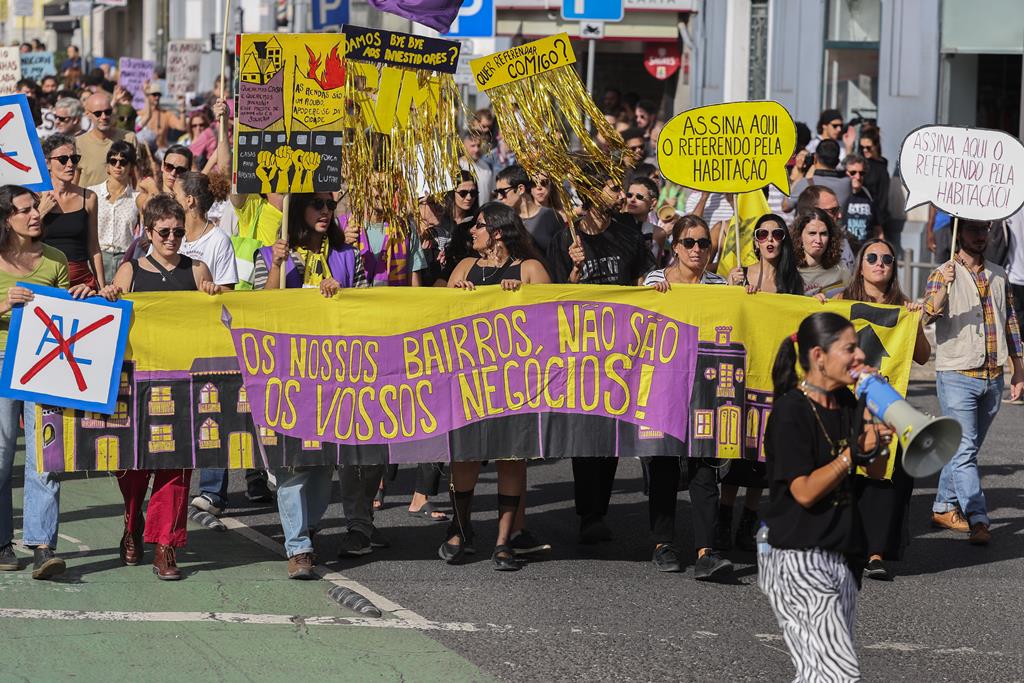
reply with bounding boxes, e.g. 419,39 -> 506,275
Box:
865,252 -> 894,266
755,227 -> 786,242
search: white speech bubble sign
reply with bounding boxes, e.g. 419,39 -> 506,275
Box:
899,125 -> 1024,222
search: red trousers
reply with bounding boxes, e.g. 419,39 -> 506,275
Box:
118,469 -> 192,547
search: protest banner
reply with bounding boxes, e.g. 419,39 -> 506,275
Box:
117,57 -> 156,110
657,101 -> 796,196
342,24 -> 460,75
0,47 -> 22,95
233,33 -> 346,195
20,52 -> 55,81
166,40 -> 203,96
469,34 -> 627,218
0,94 -> 53,192
34,286 -> 918,473
0,284 -> 132,415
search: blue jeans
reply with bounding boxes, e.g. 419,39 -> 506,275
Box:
933,371 -> 1003,526
274,466 -> 334,558
198,468 -> 230,509
0,397 -> 60,548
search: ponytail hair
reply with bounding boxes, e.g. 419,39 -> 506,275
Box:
771,311 -> 854,397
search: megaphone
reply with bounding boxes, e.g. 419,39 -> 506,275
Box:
854,373 -> 962,478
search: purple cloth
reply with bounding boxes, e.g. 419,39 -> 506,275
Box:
366,0 -> 463,33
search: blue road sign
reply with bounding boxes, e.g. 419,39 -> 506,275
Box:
311,0 -> 349,30
443,0 -> 495,38
561,0 -> 623,22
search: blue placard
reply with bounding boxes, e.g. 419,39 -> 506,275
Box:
312,0 -> 349,30
442,0 -> 495,38
0,94 -> 52,193
0,283 -> 133,415
561,0 -> 623,22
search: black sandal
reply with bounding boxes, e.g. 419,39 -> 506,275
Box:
492,545 -> 521,572
408,502 -> 449,522
372,484 -> 386,511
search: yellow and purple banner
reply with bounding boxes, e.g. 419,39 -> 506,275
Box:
36,286 -> 919,472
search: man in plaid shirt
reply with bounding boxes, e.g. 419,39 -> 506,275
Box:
923,219 -> 1024,545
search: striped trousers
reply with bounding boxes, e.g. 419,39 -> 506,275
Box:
758,546 -> 860,682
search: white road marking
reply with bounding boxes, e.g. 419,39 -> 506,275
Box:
0,607 -> 479,631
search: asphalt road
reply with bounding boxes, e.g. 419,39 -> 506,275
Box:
224,376 -> 1024,682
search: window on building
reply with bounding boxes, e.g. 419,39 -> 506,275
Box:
149,385 -> 174,415
149,424 -> 174,452
822,0 -> 880,121
237,386 -> 250,413
694,410 -> 713,438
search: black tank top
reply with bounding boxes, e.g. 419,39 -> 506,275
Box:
42,189 -> 89,262
129,255 -> 199,292
466,258 -> 522,285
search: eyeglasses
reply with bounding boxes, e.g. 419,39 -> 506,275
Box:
309,198 -> 338,212
472,221 -> 489,230
151,227 -> 186,239
822,206 -> 841,218
627,144 -> 645,153
49,154 -> 81,166
847,169 -> 864,177
860,144 -> 875,152
865,252 -> 895,266
90,108 -> 113,118
680,237 -> 711,250
493,186 -> 514,199
55,114 -> 76,123
163,161 -> 189,176
190,123 -> 206,130
456,189 -> 478,198
829,121 -> 843,128
534,178 -> 550,187
625,192 -> 650,202
107,156 -> 131,167
754,227 -> 787,242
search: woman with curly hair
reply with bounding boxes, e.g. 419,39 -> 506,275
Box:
793,207 -> 849,298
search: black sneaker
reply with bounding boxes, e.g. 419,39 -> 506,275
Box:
31,547 -> 66,580
245,473 -> 275,503
864,558 -> 893,581
337,531 -> 373,557
369,528 -> 391,549
509,529 -> 552,556
693,551 -> 733,582
652,544 -> 683,572
0,543 -> 18,571
579,517 -> 613,545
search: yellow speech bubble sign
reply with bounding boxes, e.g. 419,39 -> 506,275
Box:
470,33 -> 575,92
657,101 -> 796,195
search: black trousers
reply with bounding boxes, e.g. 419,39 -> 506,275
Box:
688,459 -> 721,550
647,457 -> 720,548
647,457 -> 681,544
572,456 -> 618,520
384,463 -> 446,497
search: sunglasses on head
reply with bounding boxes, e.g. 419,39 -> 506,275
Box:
90,108 -> 113,118
493,186 -> 514,199
163,161 -> 189,175
107,156 -> 131,167
625,192 -> 650,201
865,252 -> 894,266
680,237 -> 711,250
151,227 -> 186,239
456,189 -> 478,198
755,227 -> 786,242
49,154 -> 81,166
309,198 -> 338,212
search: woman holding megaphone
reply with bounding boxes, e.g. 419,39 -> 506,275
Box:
758,312 -> 893,682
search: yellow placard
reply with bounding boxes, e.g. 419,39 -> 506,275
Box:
470,33 -> 575,91
658,101 -> 796,195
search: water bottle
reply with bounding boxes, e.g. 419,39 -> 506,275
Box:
756,523 -> 771,556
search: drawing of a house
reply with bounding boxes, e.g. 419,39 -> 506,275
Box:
239,37 -> 284,85
689,326 -> 747,460
189,357 -> 259,469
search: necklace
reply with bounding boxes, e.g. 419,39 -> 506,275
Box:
479,256 -> 512,283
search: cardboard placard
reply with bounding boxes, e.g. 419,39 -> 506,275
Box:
470,33 -> 575,91
20,52 -> 55,82
342,24 -> 461,74
0,94 -> 53,192
117,57 -> 155,110
166,41 -> 204,97
0,47 -> 22,95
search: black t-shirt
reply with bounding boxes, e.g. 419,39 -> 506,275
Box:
522,206 -> 564,254
844,187 -> 876,246
547,214 -> 654,285
761,388 -> 865,557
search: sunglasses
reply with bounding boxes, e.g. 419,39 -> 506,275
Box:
627,144 -> 645,152
534,178 -> 551,187
847,169 -> 864,177
755,227 -> 787,242
473,221 -> 489,230
163,161 -> 189,175
626,192 -> 650,202
829,121 -> 843,128
680,237 -> 711,250
151,227 -> 186,239
49,154 -> 81,166
822,206 -> 841,218
493,186 -> 514,199
90,108 -> 113,118
309,198 -> 338,212
456,189 -> 478,198
107,156 -> 131,167
55,114 -> 76,123
865,252 -> 894,266
190,123 -> 206,129
860,144 -> 875,151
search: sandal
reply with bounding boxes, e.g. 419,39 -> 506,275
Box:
492,545 -> 521,572
408,502 -> 448,522
372,484 -> 386,511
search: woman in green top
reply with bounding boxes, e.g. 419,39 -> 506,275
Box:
0,184 -> 95,581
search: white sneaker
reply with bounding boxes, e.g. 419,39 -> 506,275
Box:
190,494 -> 224,516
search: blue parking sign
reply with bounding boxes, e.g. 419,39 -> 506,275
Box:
312,0 -> 348,30
561,0 -> 623,22
443,0 -> 495,38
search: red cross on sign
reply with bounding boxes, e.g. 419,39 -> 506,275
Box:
20,307 -> 115,391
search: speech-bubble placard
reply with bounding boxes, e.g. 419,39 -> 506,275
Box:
899,125 -> 1024,222
657,101 -> 796,195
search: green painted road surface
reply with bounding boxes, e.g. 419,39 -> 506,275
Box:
0,453 -> 492,683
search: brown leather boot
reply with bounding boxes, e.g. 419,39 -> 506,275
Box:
152,544 -> 182,581
119,528 -> 142,566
